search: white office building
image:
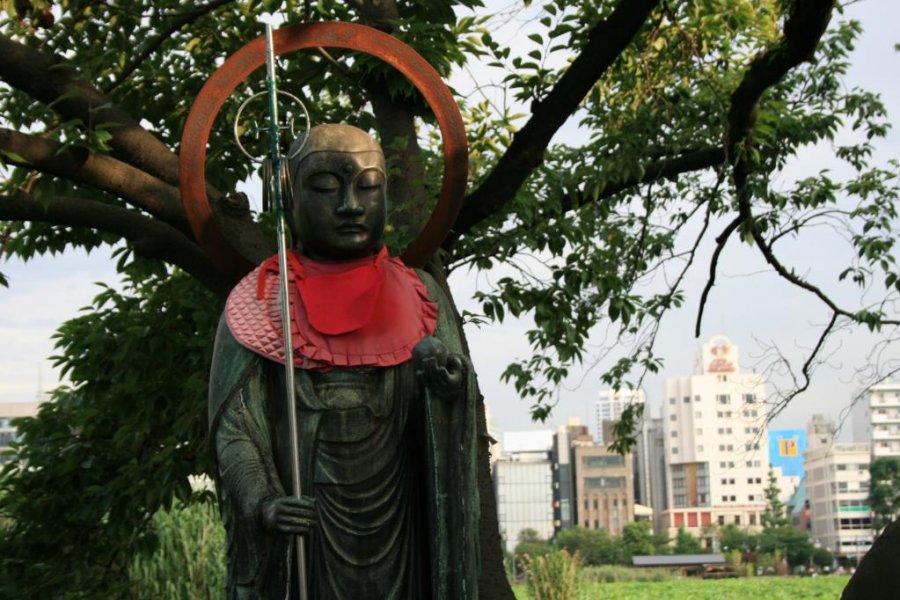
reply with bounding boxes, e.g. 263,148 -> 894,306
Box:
596,389 -> 645,444
661,336 -> 769,545
492,430 -> 554,553
851,378 -> 900,457
805,414 -> 873,560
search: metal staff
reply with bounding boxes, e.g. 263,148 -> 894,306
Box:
263,23 -> 308,600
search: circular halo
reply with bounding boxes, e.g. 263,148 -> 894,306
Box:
232,90 -> 311,163
179,22 -> 468,278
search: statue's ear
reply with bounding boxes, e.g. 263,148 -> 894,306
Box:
280,161 -> 299,244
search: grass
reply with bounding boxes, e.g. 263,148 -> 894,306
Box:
513,575 -> 850,599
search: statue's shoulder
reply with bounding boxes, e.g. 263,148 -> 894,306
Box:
209,313 -> 261,426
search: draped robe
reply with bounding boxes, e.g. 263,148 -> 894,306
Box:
208,267 -> 479,599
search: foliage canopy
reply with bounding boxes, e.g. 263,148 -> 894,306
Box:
0,0 -> 896,596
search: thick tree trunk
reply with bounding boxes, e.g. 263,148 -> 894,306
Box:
841,520 -> 900,600
426,262 -> 515,599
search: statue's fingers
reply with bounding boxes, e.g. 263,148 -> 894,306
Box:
277,516 -> 317,530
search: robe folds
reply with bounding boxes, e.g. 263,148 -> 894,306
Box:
208,268 -> 480,599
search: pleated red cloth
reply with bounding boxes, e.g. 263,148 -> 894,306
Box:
225,247 -> 437,369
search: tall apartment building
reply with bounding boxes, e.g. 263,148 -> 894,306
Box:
596,389 -> 645,444
661,336 -> 769,545
633,413 -> 667,534
804,415 -> 873,561
493,430 -> 555,553
851,379 -> 900,457
0,402 -> 39,465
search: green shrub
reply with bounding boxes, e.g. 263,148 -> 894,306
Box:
523,549 -> 580,600
581,564 -> 677,583
127,499 -> 225,599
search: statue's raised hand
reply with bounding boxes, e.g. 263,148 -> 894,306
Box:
413,335 -> 465,394
259,495 -> 317,536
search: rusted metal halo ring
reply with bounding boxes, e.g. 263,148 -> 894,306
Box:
179,22 -> 468,278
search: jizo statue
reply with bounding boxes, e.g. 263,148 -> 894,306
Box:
208,124 -> 480,599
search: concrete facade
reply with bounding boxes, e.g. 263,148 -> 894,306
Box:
572,443 -> 634,536
493,431 -> 555,553
634,414 -> 667,534
661,336 -> 769,544
804,415 -> 873,560
851,379 -> 900,457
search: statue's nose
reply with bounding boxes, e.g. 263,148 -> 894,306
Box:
336,189 -> 364,216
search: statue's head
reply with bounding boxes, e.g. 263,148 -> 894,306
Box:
288,124 -> 386,261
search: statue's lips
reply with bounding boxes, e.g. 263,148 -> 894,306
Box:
337,223 -> 367,233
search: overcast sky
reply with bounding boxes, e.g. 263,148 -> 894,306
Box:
1,1 -> 897,444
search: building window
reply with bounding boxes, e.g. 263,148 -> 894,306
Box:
748,495 -> 755,501
697,445 -> 704,452
683,396 -> 690,403
743,393 -> 757,404
734,514 -> 740,524
694,395 -> 701,403
730,496 -> 737,502
718,515 -> 725,525
696,428 -> 703,435
695,411 -> 702,418
721,478 -> 728,485
717,394 -> 731,404
669,398 -> 677,405
671,431 -> 678,438
749,513 -> 757,525
722,496 -> 729,502
670,415 -> 677,421
672,448 -> 679,454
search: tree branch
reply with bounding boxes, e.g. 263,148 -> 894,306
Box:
0,128 -> 187,230
694,214 -> 742,337
727,0 -> 835,175
452,0 -> 662,236
0,191 -> 231,295
102,0 -> 236,94
448,146 -> 726,259
0,33 -> 183,188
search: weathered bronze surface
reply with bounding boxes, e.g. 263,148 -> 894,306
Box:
208,126 -> 479,599
179,22 -> 469,277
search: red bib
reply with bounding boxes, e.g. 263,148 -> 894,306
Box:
227,248 -> 437,369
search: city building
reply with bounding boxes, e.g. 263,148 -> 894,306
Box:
0,402 -> 40,465
804,414 -> 873,561
851,378 -> 900,457
492,430 -> 555,553
769,428 -> 807,502
596,388 -> 645,444
633,411 -> 667,534
572,436 -> 634,536
550,418 -> 592,535
661,336 -> 770,545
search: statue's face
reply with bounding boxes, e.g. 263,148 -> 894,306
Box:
292,149 -> 386,261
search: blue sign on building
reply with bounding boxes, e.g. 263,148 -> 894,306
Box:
768,429 -> 807,478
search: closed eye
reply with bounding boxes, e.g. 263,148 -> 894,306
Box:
306,172 -> 341,193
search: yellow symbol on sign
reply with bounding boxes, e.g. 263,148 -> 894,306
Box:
779,437 -> 799,457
